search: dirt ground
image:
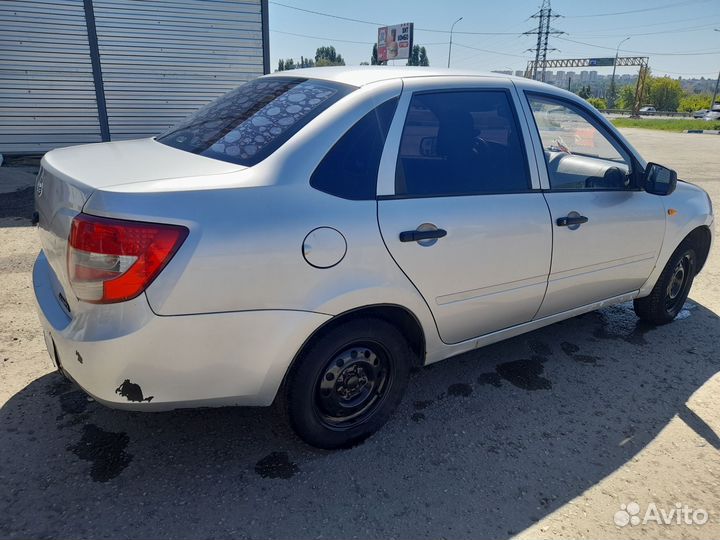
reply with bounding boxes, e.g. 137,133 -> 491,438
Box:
0,129 -> 718,539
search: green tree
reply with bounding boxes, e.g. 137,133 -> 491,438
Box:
678,93 -> 712,112
617,84 -> 636,109
298,56 -> 315,68
647,77 -> 683,111
407,45 -> 420,66
371,43 -> 380,65
276,58 -> 296,72
587,97 -> 607,110
577,85 -> 592,99
315,46 -> 345,67
419,46 -> 429,66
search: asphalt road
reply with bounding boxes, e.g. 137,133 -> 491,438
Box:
0,129 -> 719,539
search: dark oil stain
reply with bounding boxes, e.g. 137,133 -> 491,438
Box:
254,452 -> 298,479
413,399 -> 434,410
529,340 -> 552,356
57,389 -> 91,429
59,391 -> 88,415
115,380 -> 154,403
75,351 -> 83,364
57,414 -> 90,430
477,372 -> 503,387
411,412 -> 425,422
561,341 -> 580,355
573,354 -> 599,365
496,357 -> 552,390
447,383 -> 473,397
67,424 -> 132,482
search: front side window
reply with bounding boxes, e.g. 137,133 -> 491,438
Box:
527,94 -> 633,190
395,90 -> 530,197
157,77 -> 354,166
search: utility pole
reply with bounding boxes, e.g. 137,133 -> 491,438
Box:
524,0 -> 563,81
447,17 -> 463,68
711,29 -> 720,111
608,36 -> 630,109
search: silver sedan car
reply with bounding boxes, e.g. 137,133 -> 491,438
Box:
33,67 -> 713,448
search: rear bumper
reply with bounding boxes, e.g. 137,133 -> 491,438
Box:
33,252 -> 330,410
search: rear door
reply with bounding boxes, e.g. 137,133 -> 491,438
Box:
377,77 -> 552,344
521,91 -> 666,317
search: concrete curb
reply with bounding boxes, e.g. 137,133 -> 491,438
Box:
684,129 -> 720,134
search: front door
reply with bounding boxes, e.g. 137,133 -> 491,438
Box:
377,79 -> 552,344
522,92 -> 666,318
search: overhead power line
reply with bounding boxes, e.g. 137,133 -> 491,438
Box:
557,36 -> 720,56
452,42 -> 528,59
582,22 -> 720,38
269,2 -> 384,26
564,0 -> 712,18
269,1 -> 525,35
575,14 -> 720,32
270,29 -> 446,49
271,30 -> 372,45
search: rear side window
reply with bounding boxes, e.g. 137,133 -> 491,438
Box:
395,90 -> 530,197
310,98 -> 398,200
157,77 -> 354,166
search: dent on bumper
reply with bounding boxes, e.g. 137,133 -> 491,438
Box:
33,252 -> 330,410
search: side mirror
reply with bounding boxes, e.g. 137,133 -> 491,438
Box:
644,162 -> 677,196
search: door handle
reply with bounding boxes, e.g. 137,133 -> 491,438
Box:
556,215 -> 588,227
399,228 -> 447,243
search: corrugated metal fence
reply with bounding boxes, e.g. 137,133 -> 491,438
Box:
0,0 -> 269,154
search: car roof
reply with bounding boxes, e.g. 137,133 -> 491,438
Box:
263,66 -> 526,87
262,66 -> 592,112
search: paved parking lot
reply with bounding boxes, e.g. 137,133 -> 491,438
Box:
0,129 -> 719,539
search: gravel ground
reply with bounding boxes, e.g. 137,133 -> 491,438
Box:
0,129 -> 718,539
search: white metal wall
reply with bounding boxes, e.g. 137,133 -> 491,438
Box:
0,0 -> 267,153
93,0 -> 265,141
0,0 -> 102,153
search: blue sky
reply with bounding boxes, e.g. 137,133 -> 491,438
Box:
268,0 -> 720,79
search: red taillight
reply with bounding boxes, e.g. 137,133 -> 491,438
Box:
68,214 -> 188,304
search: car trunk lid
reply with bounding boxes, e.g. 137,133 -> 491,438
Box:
35,138 -> 244,313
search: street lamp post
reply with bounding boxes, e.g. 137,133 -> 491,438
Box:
447,17 -> 463,68
711,29 -> 720,111
609,36 -> 630,109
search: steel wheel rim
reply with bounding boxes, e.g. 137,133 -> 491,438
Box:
665,254 -> 690,311
314,342 -> 392,429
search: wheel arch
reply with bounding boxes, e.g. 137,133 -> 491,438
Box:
275,304 -> 426,404
684,225 -> 712,274
639,223 -> 712,298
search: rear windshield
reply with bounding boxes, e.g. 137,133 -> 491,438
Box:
157,77 -> 354,166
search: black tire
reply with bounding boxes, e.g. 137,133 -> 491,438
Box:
285,317 -> 411,449
633,242 -> 697,325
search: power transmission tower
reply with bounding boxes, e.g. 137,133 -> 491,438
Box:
523,0 -> 563,81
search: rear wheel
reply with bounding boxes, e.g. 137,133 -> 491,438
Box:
634,243 -> 697,325
285,318 -> 411,449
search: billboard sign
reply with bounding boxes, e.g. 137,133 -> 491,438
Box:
378,23 -> 413,62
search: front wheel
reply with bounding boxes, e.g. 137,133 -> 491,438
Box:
285,318 -> 411,449
634,244 -> 697,325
